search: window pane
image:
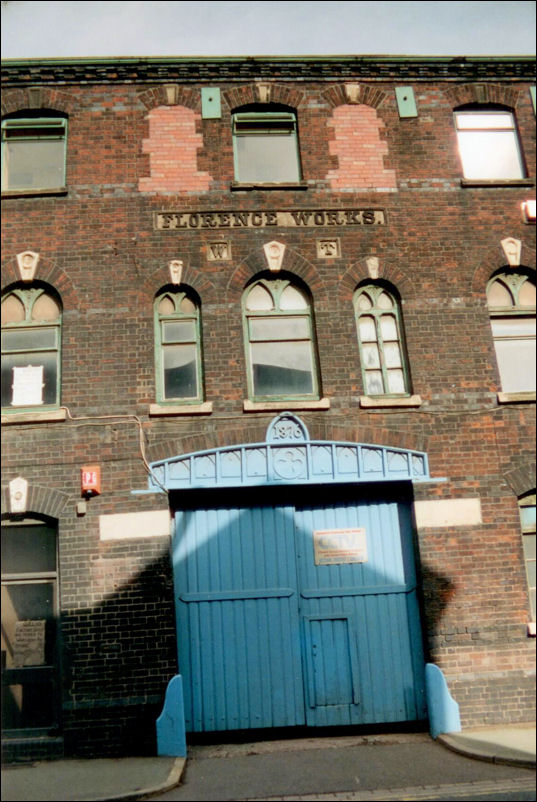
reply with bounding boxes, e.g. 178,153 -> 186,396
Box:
1,524 -> 57,574
251,341 -> 313,396
180,297 -> 197,314
162,320 -> 196,343
456,113 -> 514,129
491,318 -> 536,338
520,506 -> 537,532
2,328 -> 57,351
387,369 -> 406,394
246,284 -> 274,311
523,533 -> 536,561
356,293 -> 372,311
32,294 -> 60,322
163,344 -> 198,399
519,280 -> 536,308
527,559 -> 536,589
487,280 -> 513,308
384,342 -> 403,368
457,130 -> 523,179
236,133 -> 300,182
362,342 -> 380,368
358,316 -> 377,342
365,371 -> 384,395
1,582 -> 56,668
280,285 -> 308,310
2,681 -> 56,730
493,338 -> 536,393
1,295 -> 25,323
250,316 -> 309,340
380,315 -> 398,340
158,296 -> 175,316
4,139 -> 65,190
2,351 -> 58,407
377,292 -> 393,310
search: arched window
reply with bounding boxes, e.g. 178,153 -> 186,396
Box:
519,491 -> 536,622
232,103 -> 301,183
453,105 -> 525,180
243,277 -> 319,400
2,111 -> 68,191
1,285 -> 62,410
487,271 -> 536,393
354,284 -> 410,397
154,287 -> 204,404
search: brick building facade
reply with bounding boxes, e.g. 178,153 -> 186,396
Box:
1,56 -> 535,761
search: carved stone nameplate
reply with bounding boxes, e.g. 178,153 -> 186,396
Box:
155,209 -> 386,230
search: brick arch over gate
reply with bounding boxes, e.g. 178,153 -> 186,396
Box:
148,416 -> 427,465
225,244 -> 325,300
1,255 -> 80,309
1,482 -> 70,520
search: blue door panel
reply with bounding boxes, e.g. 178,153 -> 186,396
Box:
173,489 -> 426,732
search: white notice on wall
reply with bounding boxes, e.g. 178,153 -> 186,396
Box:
313,528 -> 367,565
13,620 -> 46,667
12,365 -> 44,406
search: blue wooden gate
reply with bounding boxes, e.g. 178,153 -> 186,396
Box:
155,414 -> 429,733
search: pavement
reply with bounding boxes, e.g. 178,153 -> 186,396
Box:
1,724 -> 535,802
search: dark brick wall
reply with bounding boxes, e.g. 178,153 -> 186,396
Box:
1,59 -> 535,756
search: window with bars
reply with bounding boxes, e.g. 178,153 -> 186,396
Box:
1,285 -> 62,411
486,271 -> 536,393
354,284 -> 411,397
243,278 -> 320,400
154,287 -> 204,404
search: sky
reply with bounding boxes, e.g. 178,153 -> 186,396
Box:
1,1 -> 535,60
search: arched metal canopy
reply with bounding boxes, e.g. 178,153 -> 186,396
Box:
148,413 -> 430,492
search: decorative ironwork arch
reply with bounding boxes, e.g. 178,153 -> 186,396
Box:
148,413 -> 430,492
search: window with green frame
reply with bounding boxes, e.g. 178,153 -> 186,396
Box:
1,285 -> 62,411
354,284 -> 411,397
519,492 -> 536,621
486,271 -> 536,393
2,113 -> 68,192
155,287 -> 204,404
232,105 -> 301,183
243,277 -> 319,400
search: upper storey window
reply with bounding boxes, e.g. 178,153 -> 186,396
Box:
1,114 -> 67,192
454,108 -> 524,180
155,287 -> 204,404
232,105 -> 301,183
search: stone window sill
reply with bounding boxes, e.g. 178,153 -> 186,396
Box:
149,402 -> 213,416
1,408 -> 67,424
2,187 -> 68,198
360,395 -> 422,409
230,181 -> 308,191
460,178 -> 534,188
497,391 -> 535,404
244,398 -> 330,412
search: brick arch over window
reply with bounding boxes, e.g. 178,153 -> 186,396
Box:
1,482 -> 69,520
225,245 -> 324,301
321,84 -> 388,110
147,417 -> 427,465
1,87 -> 76,117
142,263 -> 215,303
222,83 -> 306,113
470,244 -> 536,296
339,256 -> 414,304
137,85 -> 199,112
443,83 -> 521,110
1,254 -> 79,309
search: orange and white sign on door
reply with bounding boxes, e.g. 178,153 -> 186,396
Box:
81,465 -> 101,496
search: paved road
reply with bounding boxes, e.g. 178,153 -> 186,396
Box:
145,734 -> 536,802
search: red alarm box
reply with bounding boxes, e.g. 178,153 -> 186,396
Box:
81,465 -> 101,496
